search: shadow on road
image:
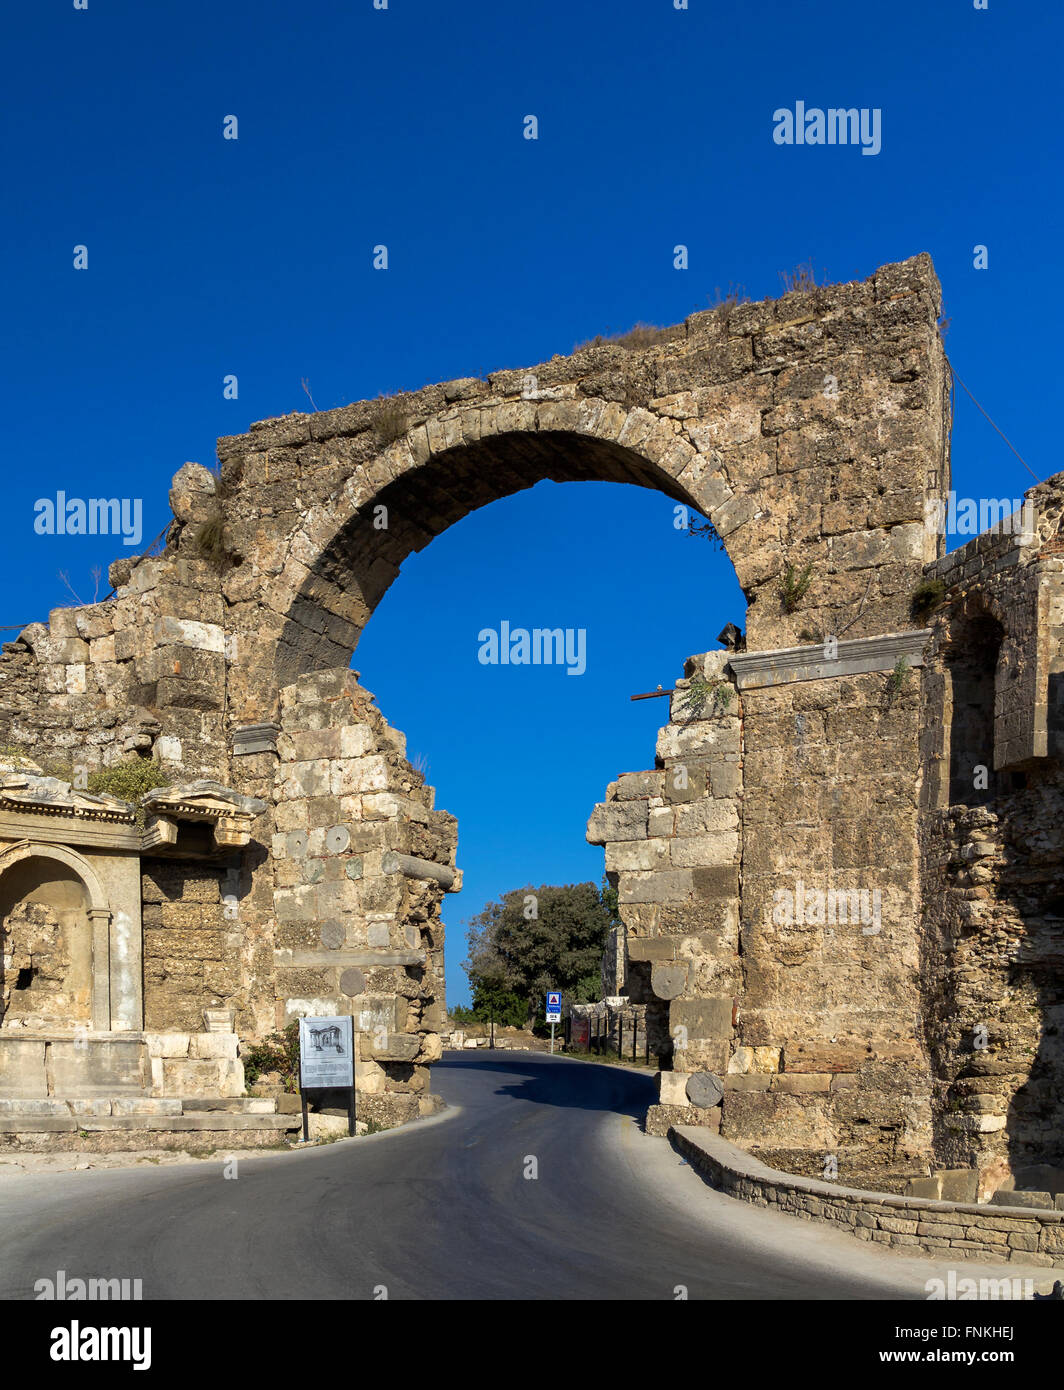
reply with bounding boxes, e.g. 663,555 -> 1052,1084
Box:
436,1052 -> 655,1122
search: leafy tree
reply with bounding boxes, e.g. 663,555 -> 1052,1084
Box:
463,881 -> 615,1025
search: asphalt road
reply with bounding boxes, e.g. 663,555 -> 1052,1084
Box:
0,1053 -> 1027,1300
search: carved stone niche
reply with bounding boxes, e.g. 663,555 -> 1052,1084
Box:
140,780 -> 266,857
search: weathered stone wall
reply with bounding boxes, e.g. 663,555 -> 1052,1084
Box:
269,667 -> 453,1122
916,483 -> 1064,1189
141,860 -> 243,1034
7,252 -> 1030,1165
674,1125 -> 1064,1269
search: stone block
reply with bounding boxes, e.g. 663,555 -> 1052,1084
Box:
990,1190 -> 1053,1210
771,1073 -> 832,1093
586,802 -> 649,843
112,1098 -> 183,1116
0,1040 -> 47,1097
189,1033 -> 239,1060
50,1040 -> 148,1097
937,1169 -> 980,1205
670,996 -> 733,1040
657,1070 -> 692,1106
619,870 -> 694,904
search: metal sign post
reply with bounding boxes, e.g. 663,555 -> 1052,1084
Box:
298,1015 -> 356,1140
545,991 -> 562,1054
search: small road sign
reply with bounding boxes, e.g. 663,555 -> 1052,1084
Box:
546,991 -> 562,1022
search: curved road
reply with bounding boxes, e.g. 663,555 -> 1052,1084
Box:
0,1054 -> 1022,1300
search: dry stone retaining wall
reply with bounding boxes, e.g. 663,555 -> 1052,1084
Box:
673,1125 -> 1064,1268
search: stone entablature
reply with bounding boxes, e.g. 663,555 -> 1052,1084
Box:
727,629 -> 931,689
141,780 -> 266,853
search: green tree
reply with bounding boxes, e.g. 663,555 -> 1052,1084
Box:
463,881 -> 615,1026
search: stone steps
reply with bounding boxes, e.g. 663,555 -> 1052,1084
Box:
0,1096 -> 280,1118
0,1113 -> 298,1133
0,1095 -> 299,1149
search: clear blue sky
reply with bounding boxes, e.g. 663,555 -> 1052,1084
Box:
1,1 -> 1057,1004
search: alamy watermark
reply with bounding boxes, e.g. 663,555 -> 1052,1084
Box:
34,492 -> 143,547
771,879 -> 882,935
773,102 -> 881,156
477,621 -> 586,676
925,1271 -> 1032,1302
924,494 -> 1035,542
35,1269 -> 142,1300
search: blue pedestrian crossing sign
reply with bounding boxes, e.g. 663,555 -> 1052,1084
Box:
546,991 -> 562,1022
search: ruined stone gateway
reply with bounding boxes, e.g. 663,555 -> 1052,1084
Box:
2,253 -> 1062,1199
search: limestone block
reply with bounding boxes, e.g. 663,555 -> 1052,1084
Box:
152,616 -> 225,653
937,1170 -> 979,1204
771,1073 -> 831,1093
189,1033 -> 239,1060
657,1070 -> 693,1106
339,756 -> 390,794
68,1099 -> 114,1116
670,832 -> 740,868
0,1040 -> 47,1097
619,870 -> 694,904
674,800 -> 739,836
159,1057 -> 243,1098
728,1045 -> 780,1074
340,725 -> 374,758
671,996 -> 733,1040
613,771 -> 664,800
605,839 -> 669,872
112,1097 -> 183,1115
143,1033 -> 191,1058
586,801 -> 649,843
362,1032 -> 420,1063
50,1040 -> 148,1097
169,461 -> 217,521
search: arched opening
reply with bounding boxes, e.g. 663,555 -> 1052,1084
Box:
0,856 -> 96,1029
945,610 -> 1004,807
262,422 -> 748,1116
273,431 -> 725,686
350,475 -> 746,1013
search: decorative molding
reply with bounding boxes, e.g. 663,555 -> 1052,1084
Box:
141,780 -> 266,852
232,722 -> 282,756
0,813 -> 140,852
727,629 -> 932,690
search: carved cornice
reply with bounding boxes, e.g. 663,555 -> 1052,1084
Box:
141,780 -> 267,853
727,630 -> 933,690
0,772 -> 136,825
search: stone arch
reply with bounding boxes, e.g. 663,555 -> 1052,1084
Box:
267,400 -> 753,689
0,842 -> 112,1031
0,841 -> 111,915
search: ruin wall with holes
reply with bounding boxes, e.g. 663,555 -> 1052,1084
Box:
1,252 -> 1062,1180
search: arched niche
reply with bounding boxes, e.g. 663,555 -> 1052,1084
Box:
0,843 -> 112,1031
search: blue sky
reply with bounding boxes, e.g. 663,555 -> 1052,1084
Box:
1,0 -> 1058,1004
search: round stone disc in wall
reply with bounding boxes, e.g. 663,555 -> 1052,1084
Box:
325,825 -> 351,855
320,921 -> 346,950
285,830 -> 308,859
686,1071 -> 724,1109
651,962 -> 688,1000
340,968 -> 366,998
